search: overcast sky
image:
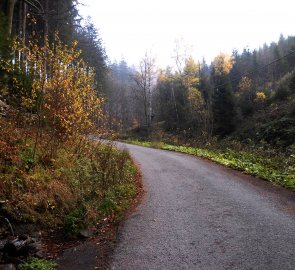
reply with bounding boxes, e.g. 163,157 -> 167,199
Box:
79,0 -> 295,68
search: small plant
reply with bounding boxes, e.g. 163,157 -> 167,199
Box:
19,258 -> 57,270
63,208 -> 85,237
21,146 -> 36,170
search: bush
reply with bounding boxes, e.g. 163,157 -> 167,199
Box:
63,208 -> 85,237
275,84 -> 290,100
0,126 -> 138,232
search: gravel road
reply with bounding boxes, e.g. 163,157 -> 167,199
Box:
110,142 -> 295,270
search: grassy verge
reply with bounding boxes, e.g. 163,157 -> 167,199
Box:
123,139 -> 295,190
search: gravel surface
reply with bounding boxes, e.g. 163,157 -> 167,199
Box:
110,142 -> 295,270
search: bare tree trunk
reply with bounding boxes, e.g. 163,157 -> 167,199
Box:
144,96 -> 148,127
22,1 -> 26,39
148,92 -> 152,125
7,0 -> 16,36
18,1 -> 27,70
171,82 -> 179,129
43,0 -> 48,40
134,53 -> 155,133
33,0 -> 48,160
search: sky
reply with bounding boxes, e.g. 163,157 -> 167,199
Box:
79,0 -> 295,68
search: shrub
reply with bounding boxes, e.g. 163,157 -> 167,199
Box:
63,208 -> 85,237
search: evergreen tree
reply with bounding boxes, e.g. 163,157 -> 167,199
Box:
75,19 -> 107,93
212,76 -> 236,136
212,53 -> 236,136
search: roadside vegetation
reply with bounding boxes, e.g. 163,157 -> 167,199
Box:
0,35 -> 138,235
1,118 -> 137,234
124,138 -> 294,190
0,3 -> 138,268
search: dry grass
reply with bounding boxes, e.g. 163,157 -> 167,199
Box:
0,117 -> 138,236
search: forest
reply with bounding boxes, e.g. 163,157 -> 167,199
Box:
106,36 -> 295,190
107,36 -> 295,148
0,1 -> 139,268
0,0 -> 294,269
106,35 -> 295,189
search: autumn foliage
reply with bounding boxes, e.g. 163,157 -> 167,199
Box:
0,35 -> 137,232
1,34 -> 104,141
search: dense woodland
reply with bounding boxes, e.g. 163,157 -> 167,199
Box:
107,36 -> 295,150
2,0 -> 294,149
0,0 -> 107,91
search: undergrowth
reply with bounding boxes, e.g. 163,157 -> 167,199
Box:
0,117 -> 138,237
124,139 -> 295,190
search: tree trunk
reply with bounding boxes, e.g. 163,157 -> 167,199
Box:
22,1 -> 26,39
44,0 -> 48,39
7,0 -> 16,36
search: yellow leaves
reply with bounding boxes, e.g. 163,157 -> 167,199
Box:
42,38 -> 103,137
4,34 -> 105,141
158,70 -> 169,82
255,91 -> 266,102
213,53 -> 234,76
21,97 -> 35,109
238,77 -> 252,93
183,56 -> 199,88
72,40 -> 78,48
188,87 -> 204,111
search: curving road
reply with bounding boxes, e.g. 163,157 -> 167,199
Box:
110,142 -> 295,270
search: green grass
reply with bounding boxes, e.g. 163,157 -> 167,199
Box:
19,258 -> 57,270
124,139 -> 295,190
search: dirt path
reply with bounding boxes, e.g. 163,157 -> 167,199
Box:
109,142 -> 295,270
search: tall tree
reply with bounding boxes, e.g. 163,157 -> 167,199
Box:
133,53 -> 156,130
212,53 -> 236,136
75,19 -> 107,93
105,60 -> 138,131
